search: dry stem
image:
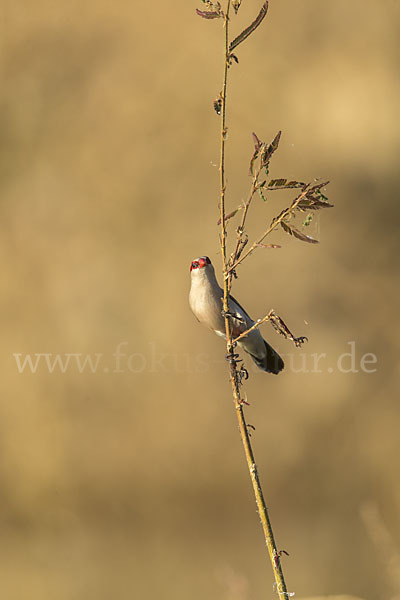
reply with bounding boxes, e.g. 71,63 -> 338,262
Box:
218,3 -> 291,598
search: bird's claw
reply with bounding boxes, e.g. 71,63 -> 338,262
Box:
222,309 -> 235,319
221,309 -> 245,324
293,335 -> 308,347
225,352 -> 249,386
237,365 -> 248,384
225,351 -> 240,364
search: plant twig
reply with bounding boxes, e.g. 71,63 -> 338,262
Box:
228,184 -> 313,274
227,163 -> 265,292
218,3 -> 291,599
232,310 -> 274,344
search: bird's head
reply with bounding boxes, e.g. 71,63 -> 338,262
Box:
190,256 -> 212,272
190,257 -> 216,282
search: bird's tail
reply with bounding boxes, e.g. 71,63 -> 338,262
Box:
249,341 -> 284,374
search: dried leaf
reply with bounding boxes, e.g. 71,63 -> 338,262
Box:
281,220 -> 319,244
261,130 -> 281,168
298,197 -> 333,210
229,1 -> 269,52
252,132 -> 262,149
297,181 -> 333,210
249,132 -> 263,175
269,178 -> 287,187
310,180 -> 330,192
287,180 -> 305,187
268,178 -> 305,190
196,8 -> 222,19
217,208 -> 241,225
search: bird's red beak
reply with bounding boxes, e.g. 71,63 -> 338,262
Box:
190,256 -> 211,271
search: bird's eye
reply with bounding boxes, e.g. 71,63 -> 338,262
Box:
191,261 -> 199,270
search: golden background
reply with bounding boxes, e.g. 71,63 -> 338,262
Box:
1,1 -> 399,598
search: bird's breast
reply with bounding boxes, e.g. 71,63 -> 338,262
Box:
189,280 -> 225,334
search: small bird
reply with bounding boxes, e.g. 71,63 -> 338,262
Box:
189,256 -> 284,374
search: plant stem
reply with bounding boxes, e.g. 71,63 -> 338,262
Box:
218,3 -> 291,599
219,0 -> 232,324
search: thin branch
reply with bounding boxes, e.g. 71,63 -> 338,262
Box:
227,184 -> 311,274
268,310 -> 308,348
232,311 -> 274,344
227,165 -> 264,291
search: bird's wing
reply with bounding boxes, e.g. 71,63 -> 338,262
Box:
228,293 -> 254,334
229,294 -> 252,320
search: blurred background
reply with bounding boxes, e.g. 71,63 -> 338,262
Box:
1,1 -> 399,598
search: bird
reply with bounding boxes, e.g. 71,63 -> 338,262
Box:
189,256 -> 284,374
